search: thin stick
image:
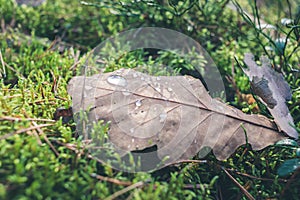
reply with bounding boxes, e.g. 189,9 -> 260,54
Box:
1,18 -> 5,32
169,159 -> 207,165
226,168 -> 287,183
0,124 -> 53,140
28,98 -> 57,105
23,114 -> 43,145
27,114 -> 59,156
0,53 -> 25,78
0,116 -> 55,122
91,173 -> 132,186
104,181 -> 144,200
0,50 -> 6,77
222,167 -> 255,200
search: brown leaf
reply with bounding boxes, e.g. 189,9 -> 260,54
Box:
243,53 -> 298,138
67,68 -> 286,168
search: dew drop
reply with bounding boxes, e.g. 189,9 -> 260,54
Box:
153,82 -> 160,89
122,89 -> 131,96
131,138 -> 135,143
115,68 -> 124,74
85,85 -> 93,90
133,73 -> 138,78
159,113 -> 167,123
83,91 -> 87,98
130,128 -> 135,133
135,99 -> 142,107
107,75 -> 127,87
167,87 -> 173,92
141,77 -> 145,81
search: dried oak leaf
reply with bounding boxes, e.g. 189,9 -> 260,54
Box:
68,68 -> 286,164
243,53 -> 298,138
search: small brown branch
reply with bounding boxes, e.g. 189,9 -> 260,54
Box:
22,112 -> 42,145
25,128 -> 42,145
0,116 -> 55,122
222,167 -> 255,200
169,159 -> 207,165
104,181 -> 145,200
67,47 -> 81,71
226,168 -> 287,183
0,50 -> 5,76
91,173 -> 132,186
23,109 -> 59,157
0,51 -> 25,78
69,60 -> 82,71
28,98 -> 58,105
40,132 -> 60,156
50,70 -> 57,94
54,96 -> 68,101
4,94 -> 22,99
0,124 -> 53,140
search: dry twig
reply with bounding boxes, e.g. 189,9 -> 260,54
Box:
0,123 -> 53,140
226,168 -> 287,183
91,173 -> 132,186
0,116 -> 55,122
0,49 -> 6,78
104,181 -> 145,200
22,111 -> 59,156
222,167 -> 255,200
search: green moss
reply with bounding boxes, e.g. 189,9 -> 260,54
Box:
0,0 -> 299,199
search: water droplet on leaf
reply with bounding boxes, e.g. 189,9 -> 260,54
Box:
135,99 -> 142,107
85,85 -> 93,90
155,87 -> 161,93
159,113 -> 167,123
107,75 -> 127,87
122,89 -> 131,96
